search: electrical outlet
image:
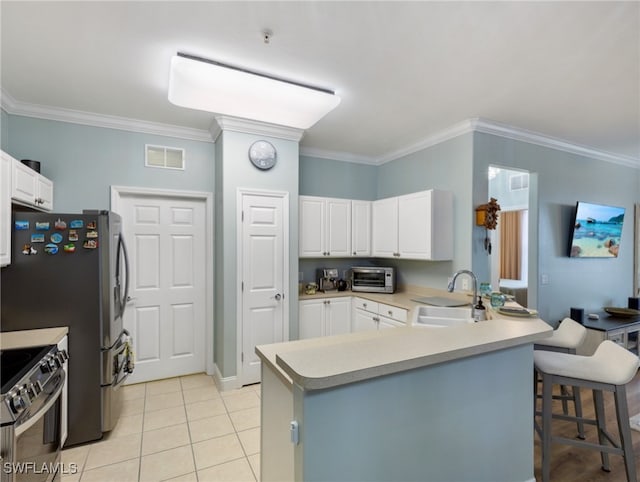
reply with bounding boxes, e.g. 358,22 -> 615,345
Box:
461,278 -> 470,291
540,274 -> 549,285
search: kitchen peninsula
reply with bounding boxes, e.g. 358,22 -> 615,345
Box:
256,311 -> 552,482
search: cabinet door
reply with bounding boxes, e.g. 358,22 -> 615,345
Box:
352,308 -> 378,332
371,196 -> 398,257
325,298 -> 351,336
36,175 -> 54,211
11,159 -> 38,205
0,152 -> 11,266
351,200 -> 371,257
299,299 -> 326,339
298,299 -> 326,340
398,190 -> 431,259
299,196 -> 326,257
326,198 -> 351,257
378,316 -> 403,329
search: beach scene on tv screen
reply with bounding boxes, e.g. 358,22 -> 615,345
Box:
570,203 -> 625,257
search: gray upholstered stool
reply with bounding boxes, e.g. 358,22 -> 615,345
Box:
534,317 -> 587,438
534,340 -> 640,482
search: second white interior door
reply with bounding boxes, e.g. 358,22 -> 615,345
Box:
119,192 -> 206,383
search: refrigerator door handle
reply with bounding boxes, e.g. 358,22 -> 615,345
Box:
102,329 -> 130,352
116,232 -> 130,318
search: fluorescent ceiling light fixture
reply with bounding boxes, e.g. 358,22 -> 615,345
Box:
168,52 -> 341,129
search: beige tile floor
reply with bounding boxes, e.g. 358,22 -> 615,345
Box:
61,374 -> 261,482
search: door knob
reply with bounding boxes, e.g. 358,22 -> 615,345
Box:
274,293 -> 282,301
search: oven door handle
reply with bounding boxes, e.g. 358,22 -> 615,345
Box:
14,370 -> 66,437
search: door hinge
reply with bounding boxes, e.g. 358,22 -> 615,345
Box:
241,352 -> 244,362
241,281 -> 244,292
241,210 -> 244,222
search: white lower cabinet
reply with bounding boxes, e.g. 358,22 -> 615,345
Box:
299,297 -> 351,340
352,297 -> 407,332
300,296 -> 407,339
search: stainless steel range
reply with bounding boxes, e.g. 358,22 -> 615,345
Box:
1,344 -> 68,482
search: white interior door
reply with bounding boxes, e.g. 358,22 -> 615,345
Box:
241,192 -> 287,385
119,193 -> 206,383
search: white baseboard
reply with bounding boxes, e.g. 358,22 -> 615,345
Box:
212,363 -> 241,392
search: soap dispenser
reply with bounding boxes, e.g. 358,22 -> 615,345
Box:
473,297 -> 487,322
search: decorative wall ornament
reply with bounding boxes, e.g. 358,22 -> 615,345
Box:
476,198 -> 501,254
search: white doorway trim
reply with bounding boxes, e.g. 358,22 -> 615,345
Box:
110,185 -> 215,377
236,187 -> 290,387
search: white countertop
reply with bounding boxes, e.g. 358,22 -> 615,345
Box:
257,287 -> 552,391
1,327 -> 68,350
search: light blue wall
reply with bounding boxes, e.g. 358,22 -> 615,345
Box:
295,345 -> 534,481
299,135 -> 474,291
3,114 -> 215,211
474,132 -> 640,324
1,109 -> 9,150
299,155 -> 377,200
215,129 -> 300,377
298,155 -> 379,284
299,130 -> 639,325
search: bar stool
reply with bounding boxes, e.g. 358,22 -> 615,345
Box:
534,340 -> 640,482
534,317 -> 587,438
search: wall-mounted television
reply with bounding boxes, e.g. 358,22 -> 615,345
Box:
569,201 -> 625,258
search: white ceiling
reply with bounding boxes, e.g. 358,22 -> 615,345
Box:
1,1 -> 638,166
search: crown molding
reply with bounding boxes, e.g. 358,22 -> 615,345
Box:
374,119 -> 475,165
1,87 -> 213,143
299,146 -> 377,165
2,88 -> 637,168
470,117 -> 640,169
214,115 -> 304,142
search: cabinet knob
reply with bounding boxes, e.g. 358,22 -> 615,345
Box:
353,251 -> 357,255
388,310 -> 393,315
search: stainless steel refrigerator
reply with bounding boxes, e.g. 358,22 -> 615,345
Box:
1,210 -> 133,446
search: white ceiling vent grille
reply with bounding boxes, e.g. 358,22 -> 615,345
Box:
509,173 -> 529,191
145,144 -> 185,170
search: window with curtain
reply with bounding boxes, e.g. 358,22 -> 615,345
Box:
500,210 -> 522,280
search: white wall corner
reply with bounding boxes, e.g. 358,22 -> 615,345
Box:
212,363 -> 242,392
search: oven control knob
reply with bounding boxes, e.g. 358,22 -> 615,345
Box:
27,382 -> 41,398
10,392 -> 27,414
56,352 -> 67,365
59,350 -> 69,361
40,358 -> 53,373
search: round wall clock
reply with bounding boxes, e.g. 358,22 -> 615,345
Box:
248,140 -> 277,170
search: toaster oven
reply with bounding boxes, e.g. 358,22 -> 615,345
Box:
351,267 -> 395,294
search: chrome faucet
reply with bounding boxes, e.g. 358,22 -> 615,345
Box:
447,270 -> 486,321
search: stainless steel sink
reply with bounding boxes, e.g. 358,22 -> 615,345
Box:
413,305 -> 474,327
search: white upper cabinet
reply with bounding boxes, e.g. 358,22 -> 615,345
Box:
351,200 -> 371,257
11,156 -> 54,211
371,196 -> 398,258
1,152 -> 11,267
299,196 -> 351,257
372,189 -> 453,260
